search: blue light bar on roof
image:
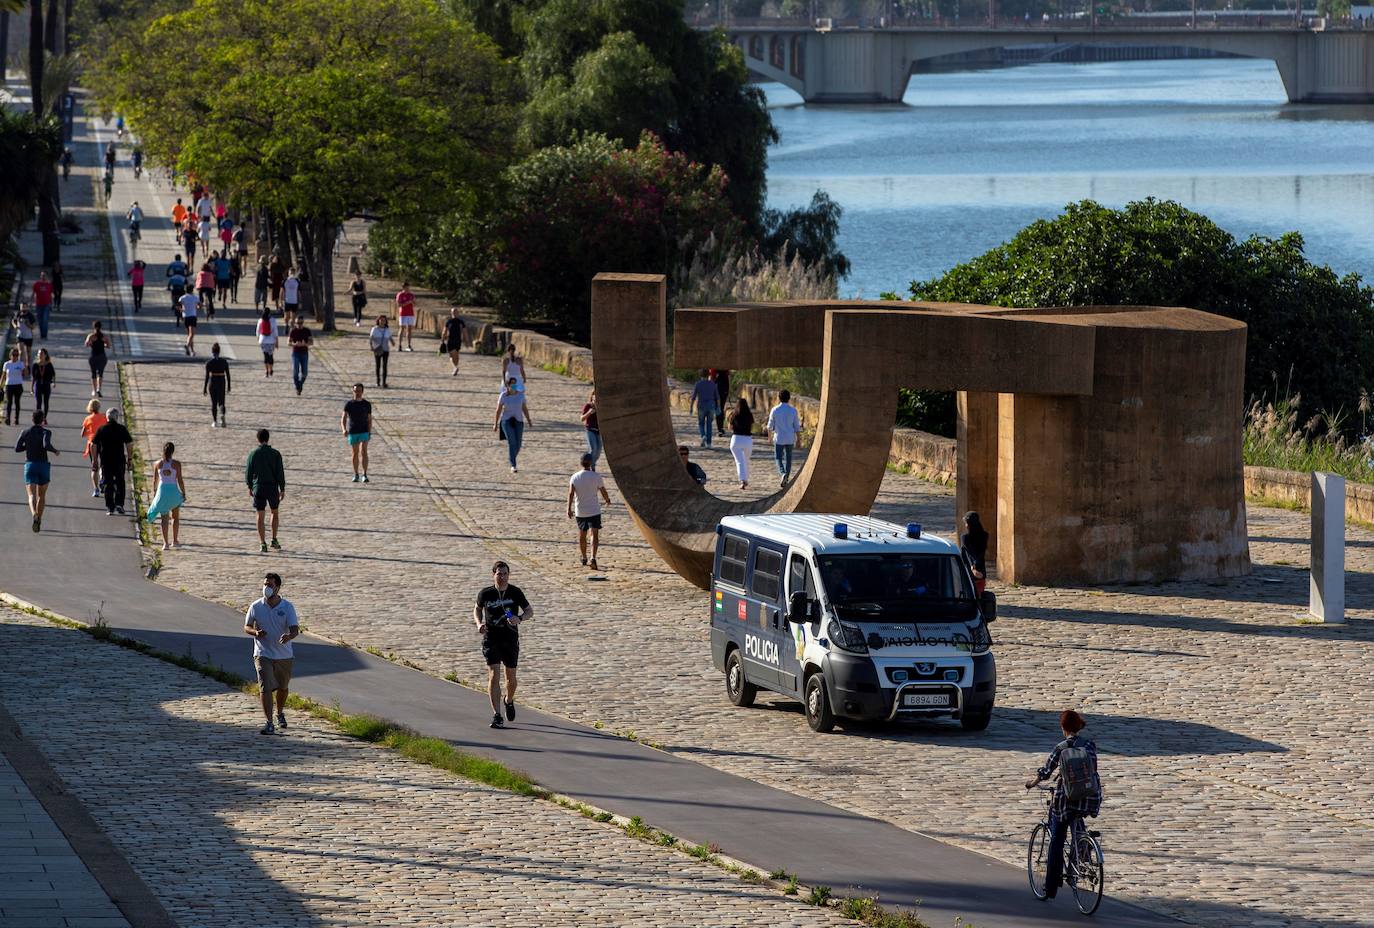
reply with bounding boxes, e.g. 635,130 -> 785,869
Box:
833,523 -> 848,539
907,523 -> 922,538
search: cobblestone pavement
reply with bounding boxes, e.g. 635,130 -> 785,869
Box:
0,610 -> 852,928
120,309 -> 1374,928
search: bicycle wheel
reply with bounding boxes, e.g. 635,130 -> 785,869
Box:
1071,832 -> 1105,915
1026,823 -> 1050,900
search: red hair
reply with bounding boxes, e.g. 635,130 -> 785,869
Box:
1059,710 -> 1086,733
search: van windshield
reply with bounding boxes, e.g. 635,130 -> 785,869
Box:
817,554 -> 977,620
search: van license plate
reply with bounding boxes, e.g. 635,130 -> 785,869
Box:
903,693 -> 949,707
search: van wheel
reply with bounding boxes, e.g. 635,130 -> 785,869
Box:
960,709 -> 992,732
725,649 -> 757,708
804,674 -> 835,733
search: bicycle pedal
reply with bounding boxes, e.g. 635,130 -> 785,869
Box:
1088,830 -> 1101,838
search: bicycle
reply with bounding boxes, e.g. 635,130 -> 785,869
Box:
129,222 -> 141,247
1026,784 -> 1104,915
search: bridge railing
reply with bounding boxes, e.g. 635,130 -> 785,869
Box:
689,13 -> 1371,32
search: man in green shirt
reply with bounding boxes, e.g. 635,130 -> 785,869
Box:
245,428 -> 286,552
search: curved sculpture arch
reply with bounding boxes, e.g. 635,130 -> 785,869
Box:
591,273 -> 1250,590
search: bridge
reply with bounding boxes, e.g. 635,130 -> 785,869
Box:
718,21 -> 1374,103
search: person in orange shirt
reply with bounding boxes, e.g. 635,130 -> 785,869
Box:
81,398 -> 108,499
171,198 -> 188,227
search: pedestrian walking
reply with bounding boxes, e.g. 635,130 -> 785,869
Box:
194,191 -> 214,222
3,349 -> 25,425
712,369 -> 731,437
349,272 -> 367,326
690,369 -> 717,448
282,268 -> 300,326
257,309 -> 278,378
30,349 -> 54,419
145,442 -> 186,550
49,263 -> 64,313
443,309 -> 466,377
213,250 -> 232,309
394,281 -> 416,351
962,511 -> 990,596
568,453 -> 611,570
253,257 -> 269,312
30,272 -> 53,340
368,315 -> 393,388
228,252 -> 242,304
181,223 -> 198,264
245,428 -> 285,552
244,572 -> 299,735
493,377 -> 532,474
197,215 -> 212,258
474,560 -> 533,729
728,396 -> 754,490
171,198 -> 188,227
288,317 -> 313,395
127,259 -> 146,312
679,444 -> 708,485
91,408 -> 132,515
167,254 -> 188,326
81,399 -> 107,498
581,389 -> 601,466
217,215 -> 234,257
204,343 -> 231,427
14,411 -> 59,532
341,383 -> 372,483
178,288 -> 199,355
268,254 -> 285,310
766,389 -> 801,487
500,343 -> 526,391
195,262 -> 215,319
11,305 -> 35,370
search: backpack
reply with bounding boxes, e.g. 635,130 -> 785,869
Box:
1059,737 -> 1100,802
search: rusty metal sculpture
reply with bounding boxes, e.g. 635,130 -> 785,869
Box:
591,273 -> 1249,590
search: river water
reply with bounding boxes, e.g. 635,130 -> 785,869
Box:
763,59 -> 1374,298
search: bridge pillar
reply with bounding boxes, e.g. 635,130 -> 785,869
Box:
800,30 -> 910,104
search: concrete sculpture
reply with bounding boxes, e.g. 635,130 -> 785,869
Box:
591,273 -> 1250,590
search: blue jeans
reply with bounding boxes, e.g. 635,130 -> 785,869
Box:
502,418 -> 524,468
292,351 -> 308,391
585,428 -> 602,466
774,443 -> 794,477
35,304 -> 51,339
697,411 -> 714,446
1045,808 -> 1083,891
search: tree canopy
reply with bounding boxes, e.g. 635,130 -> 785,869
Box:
909,198 -> 1374,432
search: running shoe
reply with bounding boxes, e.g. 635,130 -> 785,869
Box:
31,516 -> 40,533
351,474 -> 360,483
504,701 -> 515,721
276,712 -> 287,730
260,542 -> 268,553
116,507 -> 125,515
210,420 -> 217,428
92,489 -> 100,497
361,475 -> 369,483
270,538 -> 281,550
106,510 -> 115,516
260,721 -> 275,735
590,559 -> 599,572
490,713 -> 504,729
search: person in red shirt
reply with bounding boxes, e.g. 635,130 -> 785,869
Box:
394,282 -> 416,352
126,260 -> 146,313
30,272 -> 53,340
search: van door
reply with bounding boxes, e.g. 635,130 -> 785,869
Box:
779,552 -> 817,697
743,543 -> 788,691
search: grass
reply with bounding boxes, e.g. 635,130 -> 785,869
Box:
116,362 -> 158,569
1244,393 -> 1374,485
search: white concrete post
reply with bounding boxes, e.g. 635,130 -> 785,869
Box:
1310,472 -> 1345,624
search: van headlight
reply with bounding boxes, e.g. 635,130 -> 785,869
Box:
827,619 -> 869,654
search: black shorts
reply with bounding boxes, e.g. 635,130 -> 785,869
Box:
576,514 -> 602,531
252,486 -> 280,511
184,317 -> 198,329
284,302 -> 298,314
262,350 -> 275,363
481,631 -> 519,668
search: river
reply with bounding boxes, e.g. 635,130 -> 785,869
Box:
762,58 -> 1374,298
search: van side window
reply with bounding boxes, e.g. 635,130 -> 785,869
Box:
752,548 -> 783,601
788,553 -> 816,599
720,534 -> 749,587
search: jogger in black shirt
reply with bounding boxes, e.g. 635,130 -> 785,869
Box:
473,561 -> 533,729
204,343 -> 231,428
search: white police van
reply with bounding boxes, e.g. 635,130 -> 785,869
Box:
709,514 -> 997,733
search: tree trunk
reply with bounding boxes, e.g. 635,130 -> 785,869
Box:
44,0 -> 58,54
29,0 -> 59,265
316,220 -> 337,331
28,0 -> 44,116
1,15 -> 10,77
62,0 -> 72,52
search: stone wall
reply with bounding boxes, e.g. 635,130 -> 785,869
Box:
1244,466 -> 1374,525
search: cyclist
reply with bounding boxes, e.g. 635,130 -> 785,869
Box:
115,114 -> 125,139
1025,709 -> 1101,900
104,142 -> 117,173
132,147 -> 144,179
60,147 -> 73,180
126,201 -> 144,242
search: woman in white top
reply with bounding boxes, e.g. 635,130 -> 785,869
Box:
500,343 -> 526,392
145,441 -> 187,550
369,315 -> 393,388
256,308 -> 277,378
492,376 -> 532,473
2,348 -> 26,426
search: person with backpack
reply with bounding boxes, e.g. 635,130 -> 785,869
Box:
1026,709 -> 1102,900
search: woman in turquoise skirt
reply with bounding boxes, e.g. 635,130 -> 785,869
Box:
146,441 -> 187,550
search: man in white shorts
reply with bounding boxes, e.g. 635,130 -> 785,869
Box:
394,282 -> 416,351
567,453 -> 611,571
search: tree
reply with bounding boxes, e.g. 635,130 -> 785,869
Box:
909,198 -> 1374,434
760,191 -> 850,280
485,132 -> 743,340
97,0 -> 517,328
0,107 -> 62,246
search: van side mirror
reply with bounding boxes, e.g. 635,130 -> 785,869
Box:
980,591 -> 996,623
788,591 -> 810,624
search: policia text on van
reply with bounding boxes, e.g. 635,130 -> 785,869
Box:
709,515 -> 996,733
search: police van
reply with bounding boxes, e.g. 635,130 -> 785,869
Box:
709,514 -> 997,733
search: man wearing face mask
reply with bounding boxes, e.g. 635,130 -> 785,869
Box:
244,572 -> 299,735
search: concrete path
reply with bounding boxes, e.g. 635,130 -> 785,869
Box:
0,103 -> 1175,927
